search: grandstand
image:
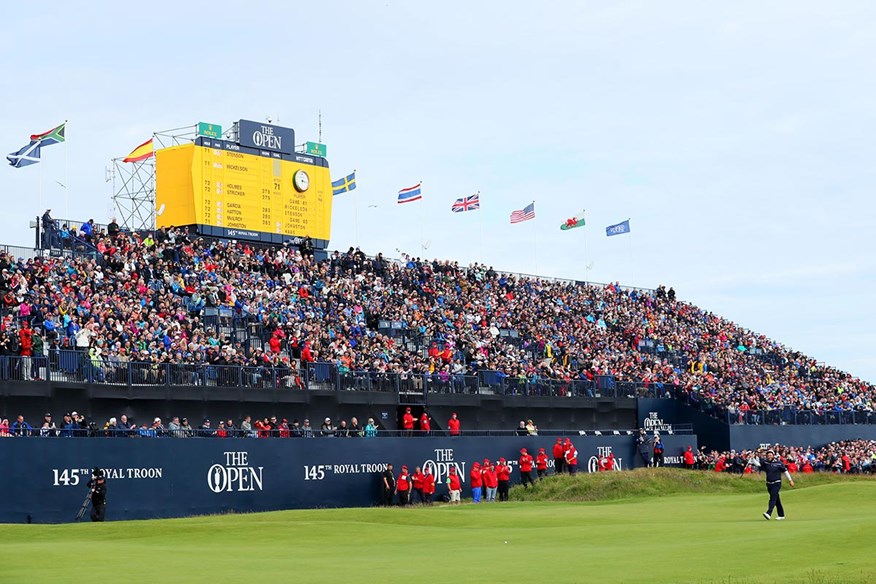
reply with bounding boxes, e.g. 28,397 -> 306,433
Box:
2,212 -> 874,432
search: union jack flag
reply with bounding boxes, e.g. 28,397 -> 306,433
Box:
451,193 -> 480,213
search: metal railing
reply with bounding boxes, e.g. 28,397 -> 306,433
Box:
2,425 -> 693,439
0,353 -> 667,398
674,389 -> 876,426
4,352 -> 873,426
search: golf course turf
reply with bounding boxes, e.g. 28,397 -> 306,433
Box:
2,469 -> 873,583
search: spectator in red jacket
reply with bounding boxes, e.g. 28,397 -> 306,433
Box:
402,407 -> 414,437
553,438 -> 565,474
422,467 -> 436,505
564,441 -> 578,475
536,447 -> 549,479
397,465 -> 412,506
268,330 -> 282,355
683,445 -> 696,470
483,463 -> 498,502
447,412 -> 461,436
496,458 -> 511,501
300,342 -> 314,364
470,462 -> 483,503
518,448 -> 535,488
18,321 -> 34,381
447,467 -> 462,504
411,466 -> 425,504
419,411 -> 431,435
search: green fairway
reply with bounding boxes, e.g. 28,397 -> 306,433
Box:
2,471 -> 874,583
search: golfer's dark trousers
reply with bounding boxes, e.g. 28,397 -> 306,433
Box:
766,480 -> 784,517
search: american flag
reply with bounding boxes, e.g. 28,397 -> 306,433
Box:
451,193 -> 480,213
510,202 -> 535,224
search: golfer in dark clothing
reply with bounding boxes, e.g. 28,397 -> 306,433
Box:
759,450 -> 794,520
86,468 -> 108,522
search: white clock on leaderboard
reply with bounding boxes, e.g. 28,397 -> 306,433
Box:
293,170 -> 310,192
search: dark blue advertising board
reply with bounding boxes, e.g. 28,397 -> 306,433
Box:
237,119 -> 295,154
1,434 -> 694,523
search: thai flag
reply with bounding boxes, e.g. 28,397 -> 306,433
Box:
397,183 -> 422,204
451,193 -> 480,213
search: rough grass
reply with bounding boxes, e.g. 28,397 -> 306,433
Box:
1,470 -> 874,583
512,467 -> 875,502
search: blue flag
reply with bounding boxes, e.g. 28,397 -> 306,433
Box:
332,171 -> 356,196
7,140 -> 41,168
606,219 -> 631,236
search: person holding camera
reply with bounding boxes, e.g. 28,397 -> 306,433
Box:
86,468 -> 108,522
652,433 -> 665,467
636,429 -> 650,466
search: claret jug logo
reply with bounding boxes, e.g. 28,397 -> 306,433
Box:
207,451 -> 264,493
643,411 -> 673,433
252,125 -> 282,150
422,448 -> 466,485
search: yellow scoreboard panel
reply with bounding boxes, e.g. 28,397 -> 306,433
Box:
155,139 -> 332,242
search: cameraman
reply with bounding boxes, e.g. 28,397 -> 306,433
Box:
86,468 -> 108,522
636,428 -> 650,466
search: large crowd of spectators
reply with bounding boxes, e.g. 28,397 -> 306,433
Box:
0,213 -> 873,419
0,410 -> 385,439
690,440 -> 876,474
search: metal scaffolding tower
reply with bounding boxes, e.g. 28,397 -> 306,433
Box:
110,156 -> 155,232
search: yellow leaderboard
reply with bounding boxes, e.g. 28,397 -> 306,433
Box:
155,139 -> 332,243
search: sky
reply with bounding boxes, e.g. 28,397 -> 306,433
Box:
2,1 -> 874,383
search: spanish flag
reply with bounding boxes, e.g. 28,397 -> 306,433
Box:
123,138 -> 154,163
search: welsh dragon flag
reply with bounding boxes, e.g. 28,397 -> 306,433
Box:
560,210 -> 585,231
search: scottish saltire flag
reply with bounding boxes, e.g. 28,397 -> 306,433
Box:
397,183 -> 422,204
451,193 -> 480,213
7,140 -> 41,168
30,122 -> 66,147
606,219 -> 631,236
332,171 -> 357,196
510,202 -> 535,224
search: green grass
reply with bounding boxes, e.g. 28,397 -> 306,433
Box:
2,470 -> 874,583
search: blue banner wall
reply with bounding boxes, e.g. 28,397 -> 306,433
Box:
2,434 -> 695,523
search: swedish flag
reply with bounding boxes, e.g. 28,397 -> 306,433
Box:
332,171 -> 356,196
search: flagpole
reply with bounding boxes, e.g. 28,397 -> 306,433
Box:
64,120 -> 69,219
352,168 -> 359,247
39,159 -> 43,213
627,218 -> 633,286
583,223 -> 588,283
419,181 -> 424,256
477,191 -> 483,265
533,200 -> 538,276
